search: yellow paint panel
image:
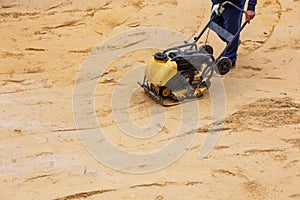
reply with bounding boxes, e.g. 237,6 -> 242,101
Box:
144,57 -> 177,87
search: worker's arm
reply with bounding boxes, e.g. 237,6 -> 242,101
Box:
246,0 -> 257,22
211,0 -> 257,22
247,0 -> 257,11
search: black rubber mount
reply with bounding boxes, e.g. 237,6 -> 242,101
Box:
203,45 -> 214,55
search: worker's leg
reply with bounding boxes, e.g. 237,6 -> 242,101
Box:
222,0 -> 246,65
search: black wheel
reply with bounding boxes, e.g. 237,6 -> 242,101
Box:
215,57 -> 232,75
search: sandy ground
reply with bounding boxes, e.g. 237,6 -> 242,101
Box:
0,0 -> 300,199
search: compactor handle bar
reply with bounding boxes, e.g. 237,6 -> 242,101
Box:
221,1 -> 246,14
193,1 -> 248,43
162,1 -> 249,54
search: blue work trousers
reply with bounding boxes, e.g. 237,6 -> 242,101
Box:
213,0 -> 246,63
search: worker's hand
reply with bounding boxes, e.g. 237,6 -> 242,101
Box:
246,10 -> 255,23
211,4 -> 221,16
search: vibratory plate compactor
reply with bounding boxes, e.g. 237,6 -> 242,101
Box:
138,1 -> 249,106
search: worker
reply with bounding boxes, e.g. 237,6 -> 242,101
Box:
211,0 -> 257,67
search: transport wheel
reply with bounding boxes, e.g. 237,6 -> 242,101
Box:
215,57 -> 232,75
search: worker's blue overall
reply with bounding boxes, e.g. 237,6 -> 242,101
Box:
212,0 -> 247,65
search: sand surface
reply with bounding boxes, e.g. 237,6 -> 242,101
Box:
0,0 -> 300,199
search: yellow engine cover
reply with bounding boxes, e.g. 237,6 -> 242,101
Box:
144,57 -> 177,87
